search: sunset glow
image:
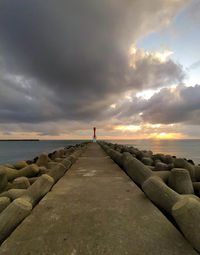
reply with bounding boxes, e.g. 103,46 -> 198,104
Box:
145,123 -> 161,128
148,132 -> 186,139
114,125 -> 141,132
110,104 -> 116,109
129,45 -> 174,69
154,50 -> 174,63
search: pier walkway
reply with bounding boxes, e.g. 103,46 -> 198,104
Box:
0,143 -> 197,254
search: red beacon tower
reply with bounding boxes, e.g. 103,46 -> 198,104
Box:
93,127 -> 97,142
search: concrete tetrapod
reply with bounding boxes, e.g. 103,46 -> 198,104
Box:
168,168 -> 194,194
37,167 -> 49,176
6,182 -> 13,190
61,158 -> 71,169
15,161 -> 28,170
12,177 -> 30,189
36,153 -> 51,168
54,151 -> 61,159
0,168 -> 8,193
68,150 -> 82,164
4,164 -> 39,181
58,149 -> 65,157
21,174 -> 54,206
0,198 -> 32,244
172,197 -> 200,253
142,176 -> 199,214
101,145 -> 109,155
174,158 -> 196,181
48,162 -> 58,169
67,155 -> 76,164
0,197 -> 10,213
4,164 -> 15,169
54,158 -> 63,163
64,148 -> 73,156
163,155 -> 174,164
141,150 -> 153,158
122,152 -> 153,186
153,171 -> 170,183
28,177 -> 38,185
193,182 -> 200,197
141,157 -> 153,166
154,162 -> 168,171
0,189 -> 26,201
108,149 -> 123,167
48,163 -> 67,182
142,176 -> 180,214
194,166 -> 200,181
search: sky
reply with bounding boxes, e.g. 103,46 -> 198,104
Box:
0,0 -> 200,140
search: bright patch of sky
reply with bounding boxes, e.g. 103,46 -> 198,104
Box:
136,0 -> 200,86
136,89 -> 160,100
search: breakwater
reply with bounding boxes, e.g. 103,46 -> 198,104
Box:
0,139 -> 40,141
0,142 -> 88,244
0,142 -> 197,255
0,142 -> 199,254
99,141 -> 200,253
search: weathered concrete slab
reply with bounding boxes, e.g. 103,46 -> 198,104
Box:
0,143 -> 198,255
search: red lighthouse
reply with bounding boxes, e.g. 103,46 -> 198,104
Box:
93,127 -> 97,142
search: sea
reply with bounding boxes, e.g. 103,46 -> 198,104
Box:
0,139 -> 199,166
0,140 -> 89,166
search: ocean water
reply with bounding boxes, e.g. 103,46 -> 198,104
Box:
0,140 -> 90,165
0,139 -> 199,166
108,139 -> 200,165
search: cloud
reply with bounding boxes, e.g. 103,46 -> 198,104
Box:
115,84 -> 200,125
187,0 -> 200,23
0,0 -> 191,135
142,85 -> 200,125
127,47 -> 184,91
187,60 -> 200,71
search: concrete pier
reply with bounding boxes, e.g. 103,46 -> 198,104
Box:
0,143 -> 198,254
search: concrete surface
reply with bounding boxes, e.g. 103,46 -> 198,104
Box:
0,143 -> 198,255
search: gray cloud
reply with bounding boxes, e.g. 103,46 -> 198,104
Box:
115,85 -> 200,125
0,0 -> 190,134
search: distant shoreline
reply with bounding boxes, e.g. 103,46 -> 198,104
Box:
0,139 -> 40,141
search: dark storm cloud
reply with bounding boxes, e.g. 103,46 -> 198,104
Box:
116,85 -> 200,125
0,0 -> 128,94
0,0 -> 127,124
0,0 -> 189,131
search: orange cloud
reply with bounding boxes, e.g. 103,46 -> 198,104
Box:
114,125 -> 141,132
129,45 -> 174,69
